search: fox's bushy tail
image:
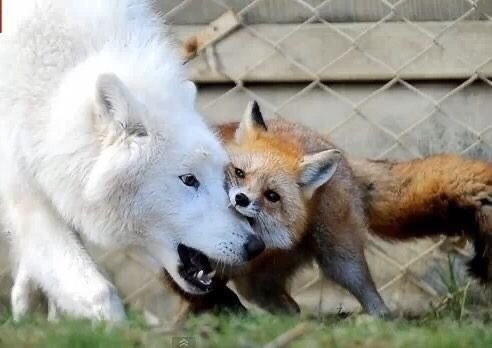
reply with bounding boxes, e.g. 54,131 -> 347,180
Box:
351,156 -> 492,283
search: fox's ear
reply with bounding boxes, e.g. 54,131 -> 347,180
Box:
94,73 -> 147,136
298,149 -> 342,199
235,100 -> 268,144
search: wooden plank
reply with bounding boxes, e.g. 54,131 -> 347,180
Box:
174,21 -> 492,82
195,82 -> 492,160
181,11 -> 240,62
157,0 -> 492,25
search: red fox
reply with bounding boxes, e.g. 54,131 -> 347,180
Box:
172,101 -> 492,318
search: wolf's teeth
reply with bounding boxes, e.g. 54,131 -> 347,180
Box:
208,270 -> 216,278
197,270 -> 204,278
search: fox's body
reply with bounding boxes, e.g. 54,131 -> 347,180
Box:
352,156 -> 492,280
181,104 -> 492,318
212,106 -> 390,317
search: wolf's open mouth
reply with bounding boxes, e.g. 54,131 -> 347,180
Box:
177,244 -> 217,292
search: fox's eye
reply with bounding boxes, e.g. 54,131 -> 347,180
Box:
179,174 -> 200,189
234,168 -> 245,179
265,190 -> 280,202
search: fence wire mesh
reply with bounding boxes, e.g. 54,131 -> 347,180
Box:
1,0 -> 492,322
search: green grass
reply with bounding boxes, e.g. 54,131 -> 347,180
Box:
1,310 -> 492,348
0,258 -> 488,348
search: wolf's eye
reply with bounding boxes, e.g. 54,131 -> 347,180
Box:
179,174 -> 200,189
265,190 -> 280,202
234,168 -> 245,179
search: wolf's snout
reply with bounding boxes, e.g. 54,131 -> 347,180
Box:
235,193 -> 250,207
244,235 -> 265,260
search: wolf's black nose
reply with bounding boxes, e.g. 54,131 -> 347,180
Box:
235,193 -> 250,207
244,235 -> 265,261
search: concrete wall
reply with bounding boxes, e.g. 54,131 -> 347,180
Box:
157,0 -> 492,24
198,81 -> 492,160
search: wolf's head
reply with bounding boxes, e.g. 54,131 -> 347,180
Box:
60,68 -> 263,294
222,102 -> 342,249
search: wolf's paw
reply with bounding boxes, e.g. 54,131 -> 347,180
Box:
87,283 -> 126,322
11,284 -> 32,322
11,270 -> 35,322
47,299 -> 60,322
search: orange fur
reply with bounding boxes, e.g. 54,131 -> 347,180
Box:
221,117 -> 492,313
352,155 -> 492,241
167,107 -> 492,318
215,115 -> 390,317
352,155 -> 492,282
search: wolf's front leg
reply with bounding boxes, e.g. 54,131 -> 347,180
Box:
11,263 -> 62,321
47,298 -> 60,322
11,264 -> 36,321
7,200 -> 126,322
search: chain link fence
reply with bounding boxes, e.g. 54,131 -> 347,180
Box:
1,0 -> 492,323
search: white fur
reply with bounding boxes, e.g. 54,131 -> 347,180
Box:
0,0 -> 254,321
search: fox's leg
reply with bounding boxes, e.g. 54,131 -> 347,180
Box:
469,203 -> 492,282
233,271 -> 300,315
188,285 -> 247,314
6,197 -> 126,322
161,268 -> 246,316
313,225 -> 390,319
173,285 -> 247,320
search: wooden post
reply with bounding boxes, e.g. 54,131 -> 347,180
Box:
181,11 -> 240,63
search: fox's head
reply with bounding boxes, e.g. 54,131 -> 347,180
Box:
223,101 -> 342,249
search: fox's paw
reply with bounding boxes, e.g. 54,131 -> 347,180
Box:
365,303 -> 393,320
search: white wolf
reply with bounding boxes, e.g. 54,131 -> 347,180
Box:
0,0 -> 263,321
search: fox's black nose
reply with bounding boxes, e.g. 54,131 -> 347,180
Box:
244,235 -> 265,261
235,193 -> 250,207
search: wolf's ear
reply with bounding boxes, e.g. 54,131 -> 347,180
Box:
235,100 -> 268,144
94,73 -> 147,136
298,149 -> 342,199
